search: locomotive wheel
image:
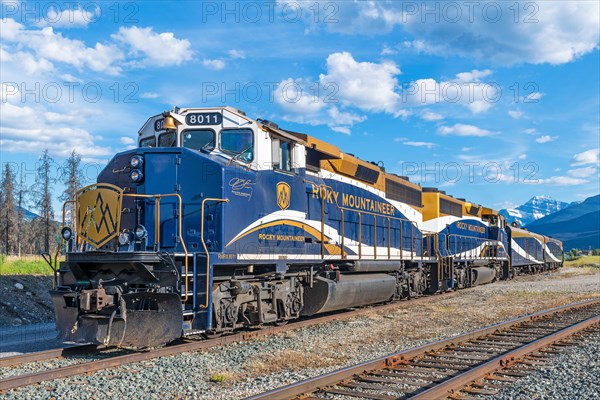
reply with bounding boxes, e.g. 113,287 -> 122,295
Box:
202,330 -> 223,339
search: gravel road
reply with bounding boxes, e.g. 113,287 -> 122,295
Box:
1,267 -> 598,400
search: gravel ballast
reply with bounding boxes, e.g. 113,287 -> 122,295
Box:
2,267 -> 599,399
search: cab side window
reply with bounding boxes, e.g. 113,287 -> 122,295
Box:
272,138 -> 293,172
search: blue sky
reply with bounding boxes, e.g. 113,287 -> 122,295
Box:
1,0 -> 599,214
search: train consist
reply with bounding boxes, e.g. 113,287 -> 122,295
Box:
50,106 -> 563,347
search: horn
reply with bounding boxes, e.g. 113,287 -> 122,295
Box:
163,116 -> 177,131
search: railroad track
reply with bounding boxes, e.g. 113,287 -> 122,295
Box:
248,298 -> 600,400
0,291 -> 458,393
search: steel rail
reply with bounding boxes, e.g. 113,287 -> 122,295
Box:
0,290 -> 460,392
0,344 -> 101,369
411,314 -> 599,399
245,298 -> 600,400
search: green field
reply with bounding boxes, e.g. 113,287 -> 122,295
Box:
0,255 -> 56,275
564,255 -> 600,268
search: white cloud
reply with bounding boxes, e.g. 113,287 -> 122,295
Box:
274,79 -> 366,134
2,20 -> 124,75
525,92 -> 544,102
420,111 -> 443,121
400,2 -> 600,65
568,166 -> 597,178
120,137 -> 136,145
508,110 -> 524,119
402,70 -> 498,114
461,147 -> 472,152
380,45 -> 397,55
1,49 -> 54,75
535,135 -> 557,144
140,92 -> 160,99
538,176 -> 588,186
112,26 -> 192,67
404,141 -> 437,148
524,128 -> 537,135
438,124 -> 495,137
319,52 -> 402,115
227,49 -> 246,59
202,58 -> 226,70
571,149 -> 600,166
38,5 -> 100,28
518,154 -> 527,160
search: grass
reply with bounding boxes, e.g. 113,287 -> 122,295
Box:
208,372 -> 234,384
0,254 -> 56,275
564,255 -> 600,269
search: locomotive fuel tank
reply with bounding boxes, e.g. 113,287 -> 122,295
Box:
471,267 -> 496,285
301,274 -> 396,315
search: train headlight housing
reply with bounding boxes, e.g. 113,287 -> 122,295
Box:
118,232 -> 132,246
130,169 -> 143,183
61,227 -> 72,241
130,155 -> 143,168
134,224 -> 147,240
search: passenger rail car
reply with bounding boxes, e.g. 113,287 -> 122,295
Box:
49,106 -> 563,347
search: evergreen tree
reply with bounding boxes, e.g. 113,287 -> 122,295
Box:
60,150 -> 84,231
31,150 -> 55,253
0,163 -> 18,254
15,170 -> 26,256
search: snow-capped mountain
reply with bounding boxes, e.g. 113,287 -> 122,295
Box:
499,196 -> 569,227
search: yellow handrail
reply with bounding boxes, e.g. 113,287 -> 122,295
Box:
124,193 -> 190,301
305,181 -> 425,261
199,197 -> 229,309
54,200 -> 77,287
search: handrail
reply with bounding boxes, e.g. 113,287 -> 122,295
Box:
306,181 -> 423,261
199,197 -> 229,309
446,233 -> 502,260
54,200 -> 76,288
124,193 -> 190,302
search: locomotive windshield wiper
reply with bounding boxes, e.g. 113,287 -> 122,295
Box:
200,139 -> 215,153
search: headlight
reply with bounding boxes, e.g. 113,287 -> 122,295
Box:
134,224 -> 147,240
61,227 -> 72,240
130,169 -> 143,182
118,232 -> 131,246
130,155 -> 143,168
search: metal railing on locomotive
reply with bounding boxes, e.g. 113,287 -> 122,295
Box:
54,193 -> 191,302
306,182 -> 431,261
446,234 -> 503,260
123,193 -> 190,301
51,200 -> 77,288
199,197 -> 229,309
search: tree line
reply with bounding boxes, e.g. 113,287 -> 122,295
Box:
0,150 -> 84,256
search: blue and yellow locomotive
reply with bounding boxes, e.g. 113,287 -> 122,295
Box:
50,106 -> 563,347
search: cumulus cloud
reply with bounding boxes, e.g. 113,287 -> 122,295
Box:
37,4 -> 100,28
571,149 -> 600,166
438,124 -> 495,137
2,19 -> 124,75
508,110 -> 524,119
319,52 -> 402,115
401,69 -> 499,114
112,26 -> 192,67
227,49 -> 246,59
400,1 -> 600,65
568,166 -> 597,178
420,111 -> 443,121
535,135 -> 557,144
202,58 -> 226,70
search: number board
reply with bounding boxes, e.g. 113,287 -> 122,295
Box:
186,112 -> 222,126
154,118 -> 165,131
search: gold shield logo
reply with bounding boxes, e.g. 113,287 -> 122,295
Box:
276,182 -> 291,210
77,183 -> 123,248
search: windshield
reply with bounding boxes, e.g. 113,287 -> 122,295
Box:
183,129 -> 215,151
220,129 -> 254,161
158,131 -> 177,147
140,137 -> 156,148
